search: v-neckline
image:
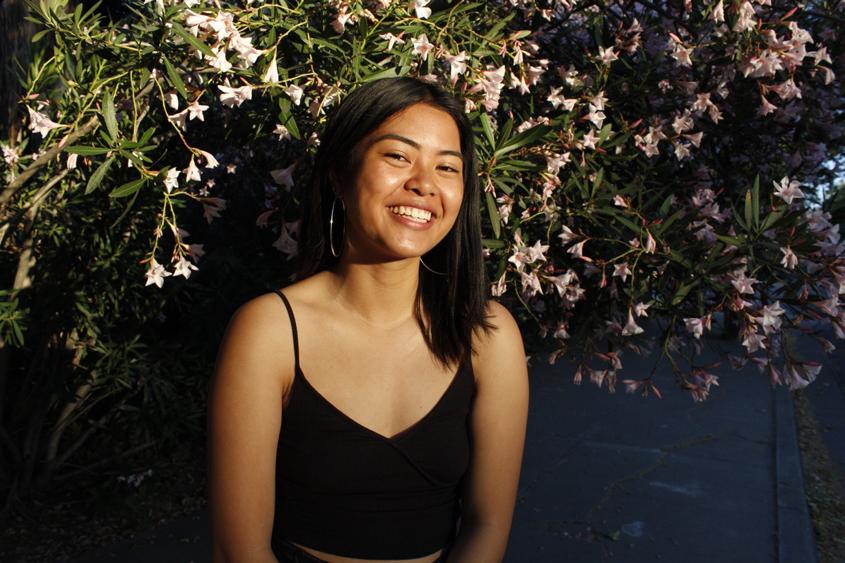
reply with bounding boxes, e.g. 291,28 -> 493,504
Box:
294,364 -> 465,442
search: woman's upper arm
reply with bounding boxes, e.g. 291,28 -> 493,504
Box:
208,294 -> 292,562
464,301 -> 529,534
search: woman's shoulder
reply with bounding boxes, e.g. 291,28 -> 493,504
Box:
470,300 -> 526,385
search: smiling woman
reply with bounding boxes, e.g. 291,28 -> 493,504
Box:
208,77 -> 529,563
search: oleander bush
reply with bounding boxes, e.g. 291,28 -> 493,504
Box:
1,0 -> 843,502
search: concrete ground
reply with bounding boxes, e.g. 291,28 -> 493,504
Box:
71,337 -> 830,563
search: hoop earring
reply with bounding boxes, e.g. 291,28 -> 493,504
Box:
329,197 -> 345,258
420,256 -> 446,276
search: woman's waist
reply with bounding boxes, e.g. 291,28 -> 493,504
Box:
274,538 -> 448,563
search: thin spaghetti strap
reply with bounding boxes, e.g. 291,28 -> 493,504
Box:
273,290 -> 300,370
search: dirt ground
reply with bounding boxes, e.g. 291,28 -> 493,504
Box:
793,390 -> 845,563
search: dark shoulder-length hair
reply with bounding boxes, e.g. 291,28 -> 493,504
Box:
297,76 -> 491,366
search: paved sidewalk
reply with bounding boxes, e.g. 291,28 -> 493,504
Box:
72,340 -> 822,563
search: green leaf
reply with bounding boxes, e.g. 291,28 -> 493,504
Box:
715,233 -> 744,246
109,177 -> 146,198
482,238 -> 506,249
591,167 -> 604,197
162,56 -> 188,100
494,125 -> 549,159
362,66 -> 398,82
85,156 -> 114,195
66,145 -> 110,155
170,22 -> 214,58
752,174 -> 760,228
485,191 -> 501,239
479,113 -> 495,148
744,190 -> 753,232
659,194 -> 673,216
671,280 -> 698,306
103,90 -> 118,141
760,207 -> 786,231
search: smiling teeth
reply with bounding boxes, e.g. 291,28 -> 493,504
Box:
390,206 -> 432,222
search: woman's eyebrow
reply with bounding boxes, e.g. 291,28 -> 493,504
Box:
371,133 -> 462,159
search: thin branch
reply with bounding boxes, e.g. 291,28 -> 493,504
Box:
1,116 -> 98,206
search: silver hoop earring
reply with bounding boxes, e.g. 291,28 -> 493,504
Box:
329,197 -> 345,258
420,256 -> 446,276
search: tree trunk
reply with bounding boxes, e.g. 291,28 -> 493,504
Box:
0,0 -> 34,138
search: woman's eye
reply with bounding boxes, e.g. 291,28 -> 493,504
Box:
439,165 -> 460,173
386,153 -> 407,161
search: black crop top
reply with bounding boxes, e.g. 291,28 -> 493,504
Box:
271,290 -> 476,559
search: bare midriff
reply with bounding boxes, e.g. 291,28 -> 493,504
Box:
291,541 -> 444,563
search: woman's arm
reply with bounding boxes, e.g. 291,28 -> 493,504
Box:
448,301 -> 529,562
208,294 -> 293,563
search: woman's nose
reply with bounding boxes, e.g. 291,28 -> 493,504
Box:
405,165 -> 436,196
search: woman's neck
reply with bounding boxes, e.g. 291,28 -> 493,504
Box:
327,258 -> 421,328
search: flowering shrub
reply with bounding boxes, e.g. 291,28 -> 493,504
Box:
1,0 -> 843,493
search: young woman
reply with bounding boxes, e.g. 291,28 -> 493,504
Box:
208,77 -> 529,563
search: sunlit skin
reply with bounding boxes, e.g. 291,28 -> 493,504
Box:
339,103 -> 465,266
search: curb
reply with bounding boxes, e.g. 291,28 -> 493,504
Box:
774,386 -> 819,563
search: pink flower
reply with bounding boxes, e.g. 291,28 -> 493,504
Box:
684,316 -> 707,339
271,163 -> 296,189
634,302 -> 651,317
379,32 -> 406,51
760,301 -> 785,334
621,309 -> 644,336
730,270 -> 757,295
218,81 -> 253,107
613,262 -> 630,281
780,246 -> 798,269
284,84 -> 304,106
596,45 -> 618,65
559,225 -> 578,243
26,106 -> 62,137
773,176 -> 804,205
412,0 -> 432,19
443,51 -> 468,83
758,95 -> 777,116
644,231 -> 657,254
144,259 -> 172,288
411,34 -> 434,58
742,332 -> 766,353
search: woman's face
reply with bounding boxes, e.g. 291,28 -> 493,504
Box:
338,103 -> 465,263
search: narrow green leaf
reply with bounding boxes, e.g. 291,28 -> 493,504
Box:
659,194 -> 673,216
362,66 -> 398,82
494,125 -> 549,159
485,191 -> 501,239
163,56 -> 188,99
482,238 -> 506,249
103,90 -> 118,141
66,145 -> 110,155
715,233 -> 744,246
170,22 -> 214,58
752,174 -> 760,228
761,207 -> 786,231
591,167 -> 604,197
85,156 -> 114,194
479,113 -> 495,148
671,281 -> 698,306
744,190 -> 753,232
109,177 -> 146,198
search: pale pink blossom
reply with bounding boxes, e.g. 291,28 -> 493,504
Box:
742,332 -> 766,353
271,163 -> 296,189
548,87 -> 577,111
202,196 -> 227,223
186,99 -> 209,121
274,124 -> 291,141
218,81 -> 253,107
284,84 -> 304,106
634,302 -> 651,317
262,54 -> 279,84
412,0 -> 432,19
379,32 -> 405,51
165,91 -> 179,110
622,309 -> 644,336
164,168 -> 179,193
443,51 -> 468,83
207,47 -> 232,72
684,316 -> 710,339
613,262 -> 630,281
773,176 -> 804,205
198,150 -> 218,169
780,246 -> 798,269
183,157 -> 201,182
559,225 -> 578,243
596,45 -> 618,65
733,1 -> 757,32
759,95 -> 777,116
144,259 -> 172,288
644,231 -> 657,254
26,107 -> 62,137
411,34 -> 434,58
230,34 -> 262,65
760,301 -> 785,334
66,153 -> 78,170
730,270 -> 757,294
173,256 -> 199,279
711,0 -> 724,22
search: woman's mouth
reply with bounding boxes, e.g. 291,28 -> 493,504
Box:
389,205 -> 432,223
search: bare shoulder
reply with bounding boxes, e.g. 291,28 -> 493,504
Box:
471,300 -> 527,387
215,290 -> 297,395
